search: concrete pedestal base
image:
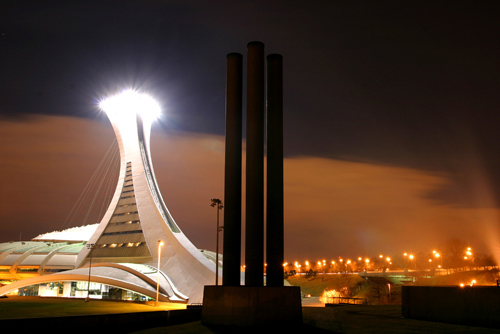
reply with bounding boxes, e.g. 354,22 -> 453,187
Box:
201,286 -> 302,327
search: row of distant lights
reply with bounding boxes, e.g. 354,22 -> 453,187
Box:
283,247 -> 474,270
286,256 -> 392,269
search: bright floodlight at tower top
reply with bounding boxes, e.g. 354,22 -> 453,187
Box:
99,90 -> 161,122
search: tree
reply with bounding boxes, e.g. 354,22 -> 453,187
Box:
442,237 -> 467,268
367,277 -> 391,304
329,273 -> 356,297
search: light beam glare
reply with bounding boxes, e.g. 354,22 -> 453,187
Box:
99,90 -> 161,123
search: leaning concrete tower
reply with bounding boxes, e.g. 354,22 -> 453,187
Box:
75,90 -> 218,303
0,90 -> 217,304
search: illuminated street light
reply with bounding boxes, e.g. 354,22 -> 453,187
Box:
409,254 -> 416,269
210,198 -> 223,286
465,247 -> 474,265
85,243 -> 95,302
156,240 -> 164,306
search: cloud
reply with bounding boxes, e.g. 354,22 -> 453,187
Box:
1,115 -> 498,263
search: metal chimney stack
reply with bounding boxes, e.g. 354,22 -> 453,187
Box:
203,42 -> 301,328
245,41 -> 266,287
222,42 -> 284,287
265,53 -> 284,287
222,53 -> 243,286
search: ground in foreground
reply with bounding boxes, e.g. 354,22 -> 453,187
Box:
1,297 -> 498,333
133,305 -> 500,334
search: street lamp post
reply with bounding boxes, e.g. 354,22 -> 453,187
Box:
409,254 -> 416,269
210,198 -> 223,285
85,243 -> 94,302
156,240 -> 164,306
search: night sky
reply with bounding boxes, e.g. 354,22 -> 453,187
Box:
1,1 -> 500,263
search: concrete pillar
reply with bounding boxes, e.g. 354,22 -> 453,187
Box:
245,41 -> 265,287
223,53 -> 243,286
266,54 -> 284,287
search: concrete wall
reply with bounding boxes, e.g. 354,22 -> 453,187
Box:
402,286 -> 500,328
202,286 -> 302,327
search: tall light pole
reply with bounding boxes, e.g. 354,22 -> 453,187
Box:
85,243 -> 94,302
211,198 -> 223,285
156,240 -> 164,306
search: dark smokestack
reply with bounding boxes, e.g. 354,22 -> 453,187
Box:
245,41 -> 265,287
266,54 -> 284,287
223,53 -> 243,286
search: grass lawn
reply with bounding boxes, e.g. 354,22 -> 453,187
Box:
0,296 -> 185,319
